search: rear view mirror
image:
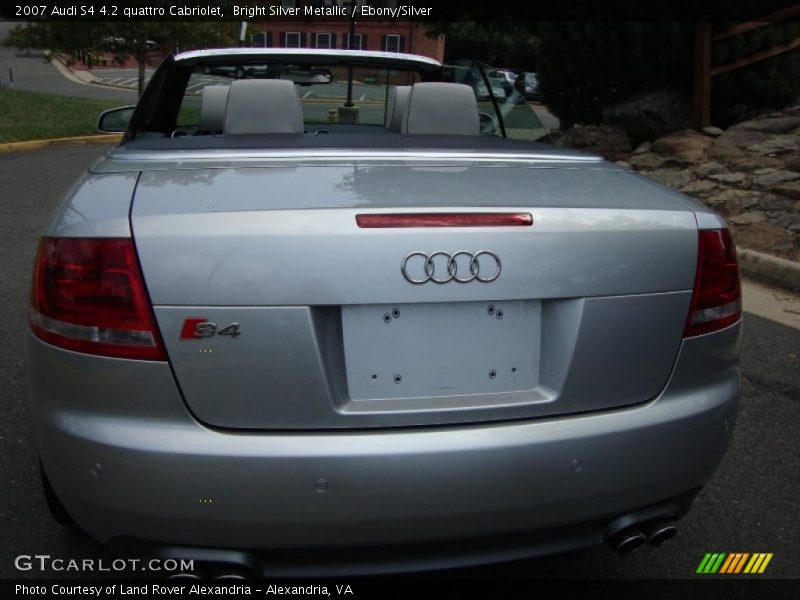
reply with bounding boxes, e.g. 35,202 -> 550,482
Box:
280,68 -> 333,86
479,112 -> 497,135
97,106 -> 135,133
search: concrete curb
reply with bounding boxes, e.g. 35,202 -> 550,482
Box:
52,54 -> 138,93
0,134 -> 122,154
50,54 -> 102,88
738,248 -> 800,293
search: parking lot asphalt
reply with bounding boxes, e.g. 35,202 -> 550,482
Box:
0,24 -> 136,103
0,145 -> 798,580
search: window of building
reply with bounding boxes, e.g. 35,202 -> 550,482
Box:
383,34 -> 402,53
284,32 -> 302,48
250,32 -> 271,48
314,33 -> 333,49
343,33 -> 364,50
343,33 -> 366,50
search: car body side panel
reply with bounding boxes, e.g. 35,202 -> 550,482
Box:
44,171 -> 137,238
622,171 -> 729,228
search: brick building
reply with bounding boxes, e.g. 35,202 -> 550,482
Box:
246,1 -> 445,62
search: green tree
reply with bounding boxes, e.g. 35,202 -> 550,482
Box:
4,17 -> 237,96
428,3 -> 800,132
428,21 -> 541,69
104,20 -> 238,95
536,22 -> 694,128
535,18 -> 800,129
711,21 -> 800,123
4,21 -> 106,60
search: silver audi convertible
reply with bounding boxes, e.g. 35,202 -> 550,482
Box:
28,49 -> 742,575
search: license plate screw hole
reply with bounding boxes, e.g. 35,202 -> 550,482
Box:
392,308 -> 400,318
511,367 -> 517,373
487,305 -> 495,316
496,309 -> 504,320
394,374 -> 402,384
489,369 -> 497,379
371,374 -> 378,380
383,313 -> 392,324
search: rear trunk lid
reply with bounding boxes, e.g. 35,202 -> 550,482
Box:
121,151 -> 697,429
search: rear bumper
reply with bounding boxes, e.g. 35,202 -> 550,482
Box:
111,488 -> 699,576
27,322 -> 741,565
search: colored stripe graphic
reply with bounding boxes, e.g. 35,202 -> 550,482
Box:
698,552 -> 773,574
758,554 -> 773,573
745,554 -> 761,574
719,553 -> 736,573
697,553 -> 714,573
733,553 -> 750,573
712,553 -> 726,573
719,554 -> 736,573
744,553 -> 773,574
697,553 -> 727,573
720,553 -> 749,573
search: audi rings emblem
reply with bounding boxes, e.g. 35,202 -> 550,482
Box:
401,251 -> 502,284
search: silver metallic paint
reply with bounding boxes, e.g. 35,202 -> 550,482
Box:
153,292 -> 692,429
29,103 -> 742,563
131,206 -> 697,306
174,47 -> 443,68
28,322 -> 740,549
45,172 -> 137,238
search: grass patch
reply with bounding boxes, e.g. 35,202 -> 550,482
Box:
0,88 -> 124,143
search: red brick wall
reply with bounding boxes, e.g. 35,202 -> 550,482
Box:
249,21 -> 445,62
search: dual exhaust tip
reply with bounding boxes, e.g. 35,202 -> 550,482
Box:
168,572 -> 249,582
162,517 -> 680,578
606,520 -> 678,555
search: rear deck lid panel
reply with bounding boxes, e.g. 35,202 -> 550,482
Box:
132,163 -> 698,429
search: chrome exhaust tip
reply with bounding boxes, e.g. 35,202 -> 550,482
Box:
607,529 -> 647,554
642,521 -> 678,547
214,573 -> 249,581
166,573 -> 204,582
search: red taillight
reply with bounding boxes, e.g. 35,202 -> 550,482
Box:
29,237 -> 166,361
356,213 -> 533,228
684,229 -> 742,338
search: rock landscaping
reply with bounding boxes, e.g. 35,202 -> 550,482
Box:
558,107 -> 800,261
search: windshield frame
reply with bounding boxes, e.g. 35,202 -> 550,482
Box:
125,50 -> 547,142
127,52 -> 441,140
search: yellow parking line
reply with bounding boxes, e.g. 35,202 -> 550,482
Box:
0,134 -> 122,154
